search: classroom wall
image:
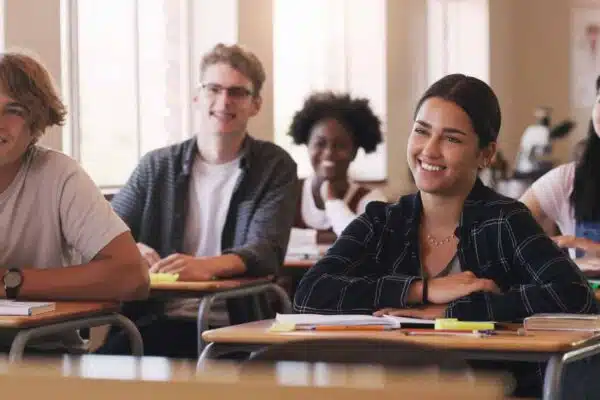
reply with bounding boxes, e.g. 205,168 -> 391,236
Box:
1,0 -> 594,198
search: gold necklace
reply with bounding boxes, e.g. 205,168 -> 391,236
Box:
426,233 -> 454,247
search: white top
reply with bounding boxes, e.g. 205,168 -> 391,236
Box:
301,175 -> 387,236
182,155 -> 242,257
530,162 -> 576,237
168,154 -> 241,322
0,146 -> 128,269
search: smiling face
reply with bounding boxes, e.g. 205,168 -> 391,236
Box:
407,97 -> 495,197
0,92 -> 32,168
194,62 -> 261,138
307,117 -> 357,181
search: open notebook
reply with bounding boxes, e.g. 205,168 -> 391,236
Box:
0,300 -> 55,316
273,313 -> 435,331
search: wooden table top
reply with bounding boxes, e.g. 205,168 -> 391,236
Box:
0,302 -> 118,328
0,355 -> 505,399
150,277 -> 273,294
202,319 -> 600,353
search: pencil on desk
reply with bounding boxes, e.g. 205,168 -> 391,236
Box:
299,325 -> 396,331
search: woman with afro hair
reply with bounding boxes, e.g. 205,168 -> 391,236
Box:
289,91 -> 387,240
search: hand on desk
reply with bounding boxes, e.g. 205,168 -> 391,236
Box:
373,304 -> 448,319
425,271 -> 501,304
149,254 -> 215,281
552,235 -> 600,256
137,242 -> 161,268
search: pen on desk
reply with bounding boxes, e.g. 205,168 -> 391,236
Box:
402,330 -> 490,337
301,325 -> 396,331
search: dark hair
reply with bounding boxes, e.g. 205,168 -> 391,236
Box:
570,75 -> 600,222
0,51 -> 66,141
414,74 -> 501,148
288,91 -> 383,153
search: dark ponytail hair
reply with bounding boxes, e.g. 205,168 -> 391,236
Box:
570,76 -> 600,221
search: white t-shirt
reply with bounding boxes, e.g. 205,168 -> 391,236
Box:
167,155 -> 241,322
0,146 -> 129,349
530,162 -> 576,237
182,156 -> 242,256
0,146 -> 128,269
301,175 -> 387,236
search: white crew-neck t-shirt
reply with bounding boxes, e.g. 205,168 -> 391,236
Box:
166,154 -> 242,322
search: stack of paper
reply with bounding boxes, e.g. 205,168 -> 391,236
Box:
0,300 -> 55,316
273,313 -> 434,331
286,228 -> 320,260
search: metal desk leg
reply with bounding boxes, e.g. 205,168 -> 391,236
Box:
543,355 -> 564,400
8,313 -> 144,362
196,282 -> 293,355
197,342 -> 265,368
112,313 -> 144,357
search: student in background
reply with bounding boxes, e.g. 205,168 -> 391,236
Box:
100,43 -> 297,359
0,51 -> 149,350
520,75 -> 600,261
294,74 -> 597,397
289,92 -> 386,240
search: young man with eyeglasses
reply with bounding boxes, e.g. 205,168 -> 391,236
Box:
99,43 -> 298,358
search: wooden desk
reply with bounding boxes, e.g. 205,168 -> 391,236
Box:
150,278 -> 291,354
201,319 -> 600,400
0,302 -> 142,362
0,355 -> 506,399
151,277 -> 275,297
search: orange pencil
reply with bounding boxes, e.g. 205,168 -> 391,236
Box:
302,325 -> 396,331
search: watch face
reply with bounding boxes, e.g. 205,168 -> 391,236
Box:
4,271 -> 22,288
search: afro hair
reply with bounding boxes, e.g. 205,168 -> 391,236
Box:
288,91 -> 383,153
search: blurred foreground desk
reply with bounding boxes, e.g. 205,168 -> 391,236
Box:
0,302 -> 142,362
201,319 -> 600,400
150,278 -> 291,353
0,354 -> 506,399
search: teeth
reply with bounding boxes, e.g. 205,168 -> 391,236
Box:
322,161 -> 335,167
421,161 -> 444,172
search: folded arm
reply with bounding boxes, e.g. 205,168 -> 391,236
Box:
294,203 -> 420,314
446,207 -> 598,321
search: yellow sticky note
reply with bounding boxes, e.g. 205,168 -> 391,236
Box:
269,322 -> 296,332
149,272 -> 179,283
435,318 -> 495,331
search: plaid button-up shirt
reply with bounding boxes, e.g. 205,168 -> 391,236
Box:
294,179 -> 598,319
112,135 -> 298,277
293,179 -> 599,396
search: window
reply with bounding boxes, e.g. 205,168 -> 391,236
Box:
61,0 -> 192,188
427,0 -> 489,84
0,0 -> 4,51
273,0 -> 387,181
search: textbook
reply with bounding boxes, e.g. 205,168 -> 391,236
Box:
272,313 -> 435,331
0,300 -> 55,316
523,313 -> 600,332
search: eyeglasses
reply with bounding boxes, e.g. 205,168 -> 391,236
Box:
199,83 -> 253,100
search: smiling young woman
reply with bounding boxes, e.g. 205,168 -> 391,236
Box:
288,92 -> 387,239
293,74 -> 598,398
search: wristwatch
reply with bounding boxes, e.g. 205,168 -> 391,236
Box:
3,268 -> 24,299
